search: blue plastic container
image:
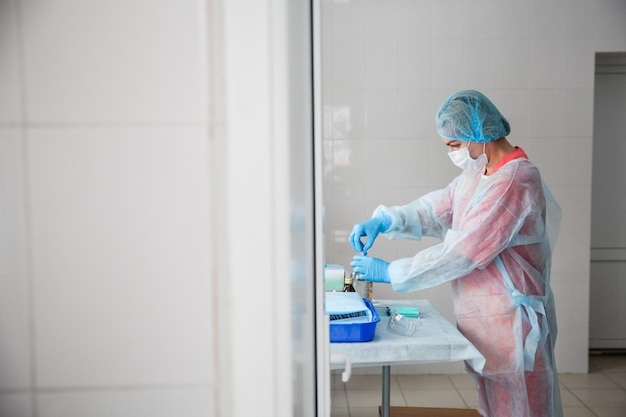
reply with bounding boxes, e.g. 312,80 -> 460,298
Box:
330,298 -> 380,343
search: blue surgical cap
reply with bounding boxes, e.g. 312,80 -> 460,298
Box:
436,90 -> 510,143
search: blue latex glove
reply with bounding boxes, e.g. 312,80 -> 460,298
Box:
349,215 -> 391,253
350,255 -> 390,283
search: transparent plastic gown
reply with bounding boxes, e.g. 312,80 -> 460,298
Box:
375,158 -> 563,417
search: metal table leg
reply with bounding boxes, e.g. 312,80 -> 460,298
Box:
381,365 -> 390,417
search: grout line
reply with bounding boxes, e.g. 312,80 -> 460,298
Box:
0,121 -> 210,129
563,385 -> 600,417
448,375 -> 471,409
13,1 -> 38,417
0,382 -> 212,396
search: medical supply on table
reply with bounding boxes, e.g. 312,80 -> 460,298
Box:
326,292 -> 371,323
373,305 -> 420,318
352,271 -> 373,300
343,274 -> 356,292
327,294 -> 380,342
388,310 -> 421,337
324,264 -> 345,291
389,306 -> 420,318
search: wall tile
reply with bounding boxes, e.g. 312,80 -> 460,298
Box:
496,0 -> 530,40
0,0 -> 21,123
496,40 -> 531,89
395,139 -> 432,188
20,0 -> 207,123
397,0 -> 431,40
398,41 -> 431,89
365,0 -> 398,41
365,139 -> 398,188
529,40 -> 564,88
332,139 -> 368,187
561,0 -> 596,40
28,127 -> 212,387
430,0 -> 467,40
530,0 -> 564,40
332,40 -> 367,90
462,0 -> 501,40
551,279 -> 591,329
322,41 -> 334,91
365,41 -> 398,89
398,90 -> 434,139
365,91 -> 398,139
528,90 -> 564,139
595,0 -> 626,42
321,0 -> 334,41
551,231 -> 591,284
332,0 -> 366,40
332,89 -> 367,139
464,40 -> 498,90
560,41 -> 596,89
561,138 -> 593,186
0,129 -> 31,390
561,89 -> 594,138
496,88 -> 531,140
554,327 -> 589,373
430,41 -> 468,90
0,393 -> 32,417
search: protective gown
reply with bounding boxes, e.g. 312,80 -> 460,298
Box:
375,157 -> 563,417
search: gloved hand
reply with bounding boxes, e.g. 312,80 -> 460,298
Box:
349,215 -> 391,253
350,255 -> 390,283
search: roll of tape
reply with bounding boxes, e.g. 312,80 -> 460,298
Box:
324,264 -> 345,291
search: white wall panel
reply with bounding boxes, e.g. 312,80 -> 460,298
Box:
20,0 -> 207,123
28,127 -> 212,387
0,0 -> 21,123
0,129 -> 30,390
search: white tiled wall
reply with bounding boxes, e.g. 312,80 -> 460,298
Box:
322,0 -> 626,374
0,0 -> 213,415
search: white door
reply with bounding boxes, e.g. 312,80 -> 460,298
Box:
589,52 -> 626,349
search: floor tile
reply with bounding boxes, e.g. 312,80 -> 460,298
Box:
559,372 -> 620,389
330,407 -> 350,417
402,389 -> 466,408
560,389 -> 584,407
341,355 -> 626,416
449,373 -> 475,389
570,389 -> 626,408
457,388 -> 479,407
349,406 -> 383,417
562,407 -> 596,417
589,408 -> 626,417
331,389 -> 348,408
347,389 -> 406,408
345,374 -> 400,391
396,374 -> 454,390
606,372 -> 626,389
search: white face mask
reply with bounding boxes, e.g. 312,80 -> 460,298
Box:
448,143 -> 487,173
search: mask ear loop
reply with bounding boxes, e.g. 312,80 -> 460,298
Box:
483,142 -> 488,174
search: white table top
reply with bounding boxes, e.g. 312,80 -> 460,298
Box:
330,299 -> 485,371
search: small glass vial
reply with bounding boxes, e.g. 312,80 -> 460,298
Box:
343,275 -> 356,292
352,271 -> 373,300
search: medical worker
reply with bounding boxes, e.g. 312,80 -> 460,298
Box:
350,90 -> 563,417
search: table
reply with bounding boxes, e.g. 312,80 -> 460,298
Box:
330,299 -> 485,417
